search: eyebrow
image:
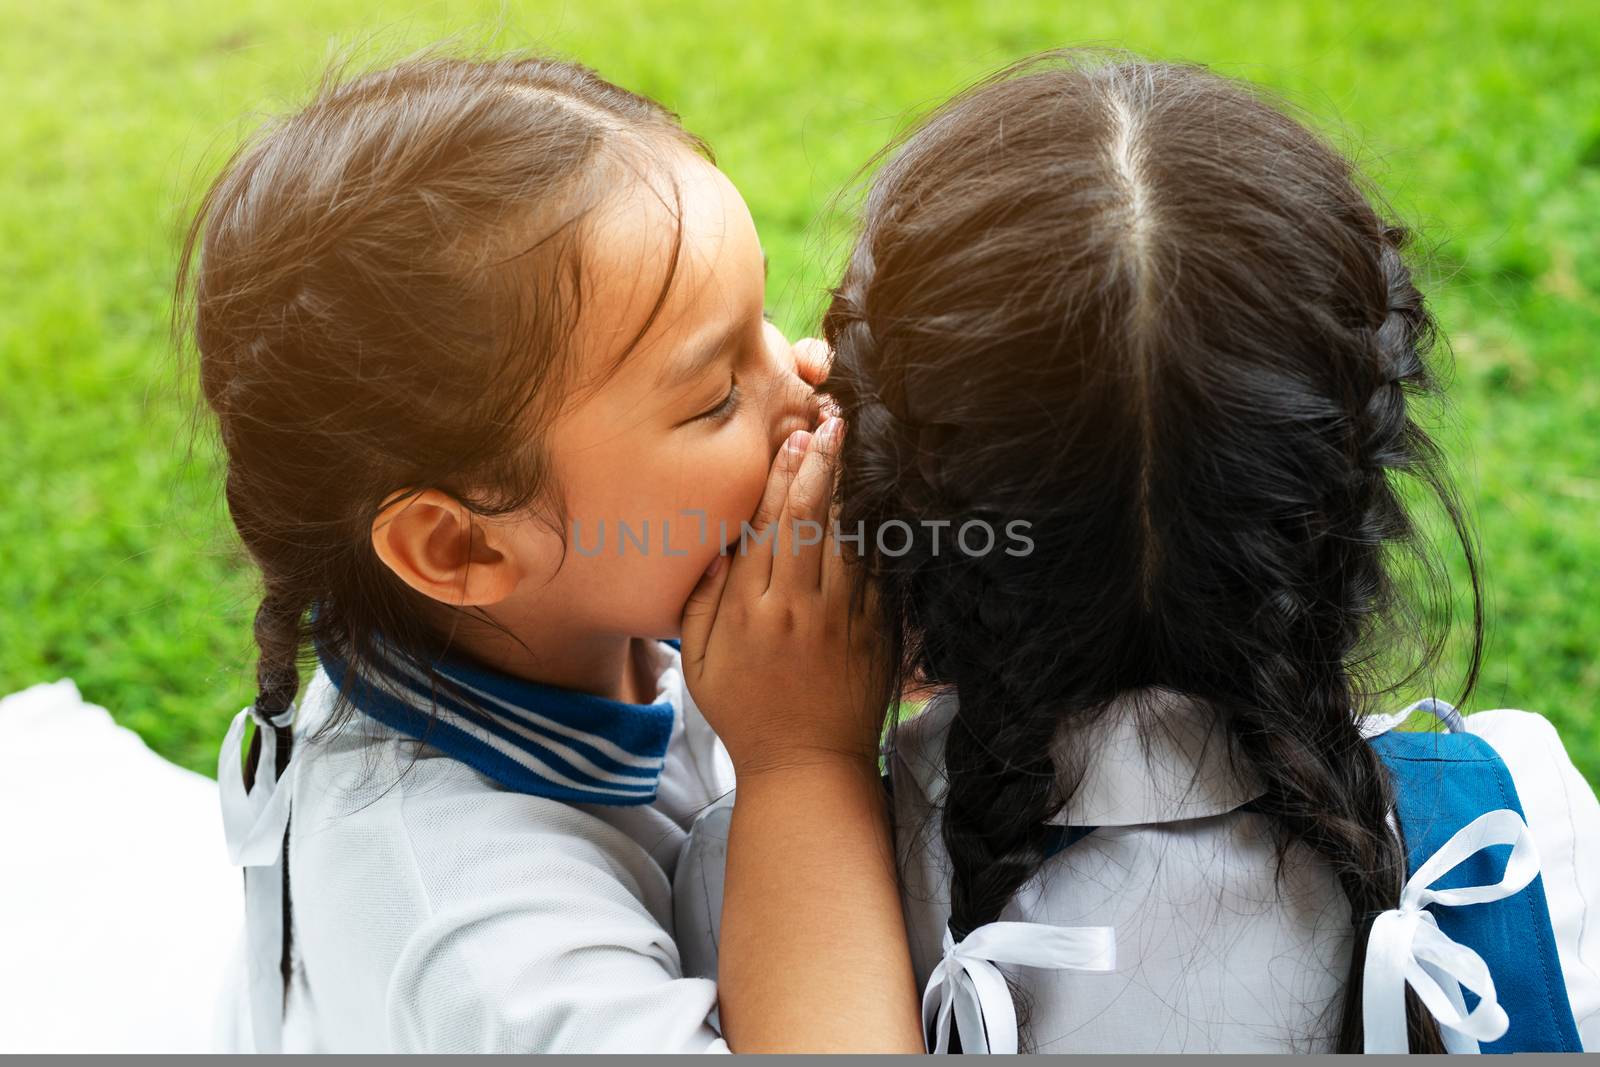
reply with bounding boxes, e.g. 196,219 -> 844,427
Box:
656,315 -> 741,394
657,252 -> 768,395
656,254 -> 768,396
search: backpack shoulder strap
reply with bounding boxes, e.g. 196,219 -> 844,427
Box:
1371,728 -> 1582,1052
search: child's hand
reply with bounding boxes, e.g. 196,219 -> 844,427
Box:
680,416 -> 888,774
687,415 -> 921,1052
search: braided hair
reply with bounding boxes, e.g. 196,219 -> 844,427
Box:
821,52 -> 1481,1052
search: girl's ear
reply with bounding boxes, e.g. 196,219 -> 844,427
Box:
370,488 -> 527,607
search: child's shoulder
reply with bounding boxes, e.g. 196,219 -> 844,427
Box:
277,661 -> 735,1051
1459,706 -> 1589,772
290,665 -> 671,897
1458,709 -> 1600,1051
1455,707 -> 1598,856
1372,705 -> 1594,814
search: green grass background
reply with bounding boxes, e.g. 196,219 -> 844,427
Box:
1,1 -> 1595,780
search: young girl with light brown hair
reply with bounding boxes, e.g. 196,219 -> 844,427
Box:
180,49 -> 920,1053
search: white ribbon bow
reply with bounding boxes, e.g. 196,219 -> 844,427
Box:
1362,807 -> 1541,1053
217,702 -> 298,1055
921,921 -> 1115,1054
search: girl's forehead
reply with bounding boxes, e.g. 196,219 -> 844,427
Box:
568,150 -> 763,397
601,149 -> 757,302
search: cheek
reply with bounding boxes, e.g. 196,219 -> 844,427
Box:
736,418 -> 780,510
548,420 -> 777,636
623,428 -> 773,635
690,422 -> 773,547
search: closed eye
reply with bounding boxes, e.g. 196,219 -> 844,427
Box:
687,376 -> 740,425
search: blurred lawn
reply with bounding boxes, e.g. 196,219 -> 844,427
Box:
1,0 -> 1595,780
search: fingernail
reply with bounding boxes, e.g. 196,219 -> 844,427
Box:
815,416 -> 842,448
785,428 -> 812,455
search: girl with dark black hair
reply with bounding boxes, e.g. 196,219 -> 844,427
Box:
675,51 -> 1598,1053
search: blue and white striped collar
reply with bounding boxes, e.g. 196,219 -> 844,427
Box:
311,632 -> 681,807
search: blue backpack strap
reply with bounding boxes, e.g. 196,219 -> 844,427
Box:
1370,728 -> 1582,1052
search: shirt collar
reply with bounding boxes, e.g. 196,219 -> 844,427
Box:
1045,688 -> 1264,826
311,631 -> 682,807
902,687 -> 1265,827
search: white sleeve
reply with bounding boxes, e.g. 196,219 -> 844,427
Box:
378,790 -> 729,1052
1465,709 -> 1600,1050
387,877 -> 729,1052
673,794 -> 735,983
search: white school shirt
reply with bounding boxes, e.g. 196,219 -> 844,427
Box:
217,635 -> 736,1053
674,689 -> 1600,1053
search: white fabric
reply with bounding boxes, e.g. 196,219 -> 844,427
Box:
1361,808 -> 1541,1052
216,701 -> 295,1053
217,640 -> 736,1053
895,690 -> 1348,1053
0,680 -> 241,1053
1043,687 -> 1263,827
674,690 -> 1600,1053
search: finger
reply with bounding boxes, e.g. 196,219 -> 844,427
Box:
793,337 -> 833,388
822,507 -> 876,621
678,554 -> 730,672
818,459 -> 855,604
772,415 -> 842,593
728,429 -> 810,603
753,428 -> 809,532
820,507 -> 855,604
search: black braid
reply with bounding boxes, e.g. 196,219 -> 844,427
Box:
826,291 -> 1075,1040
924,562 -> 1064,933
245,588 -> 306,1006
244,592 -> 301,780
